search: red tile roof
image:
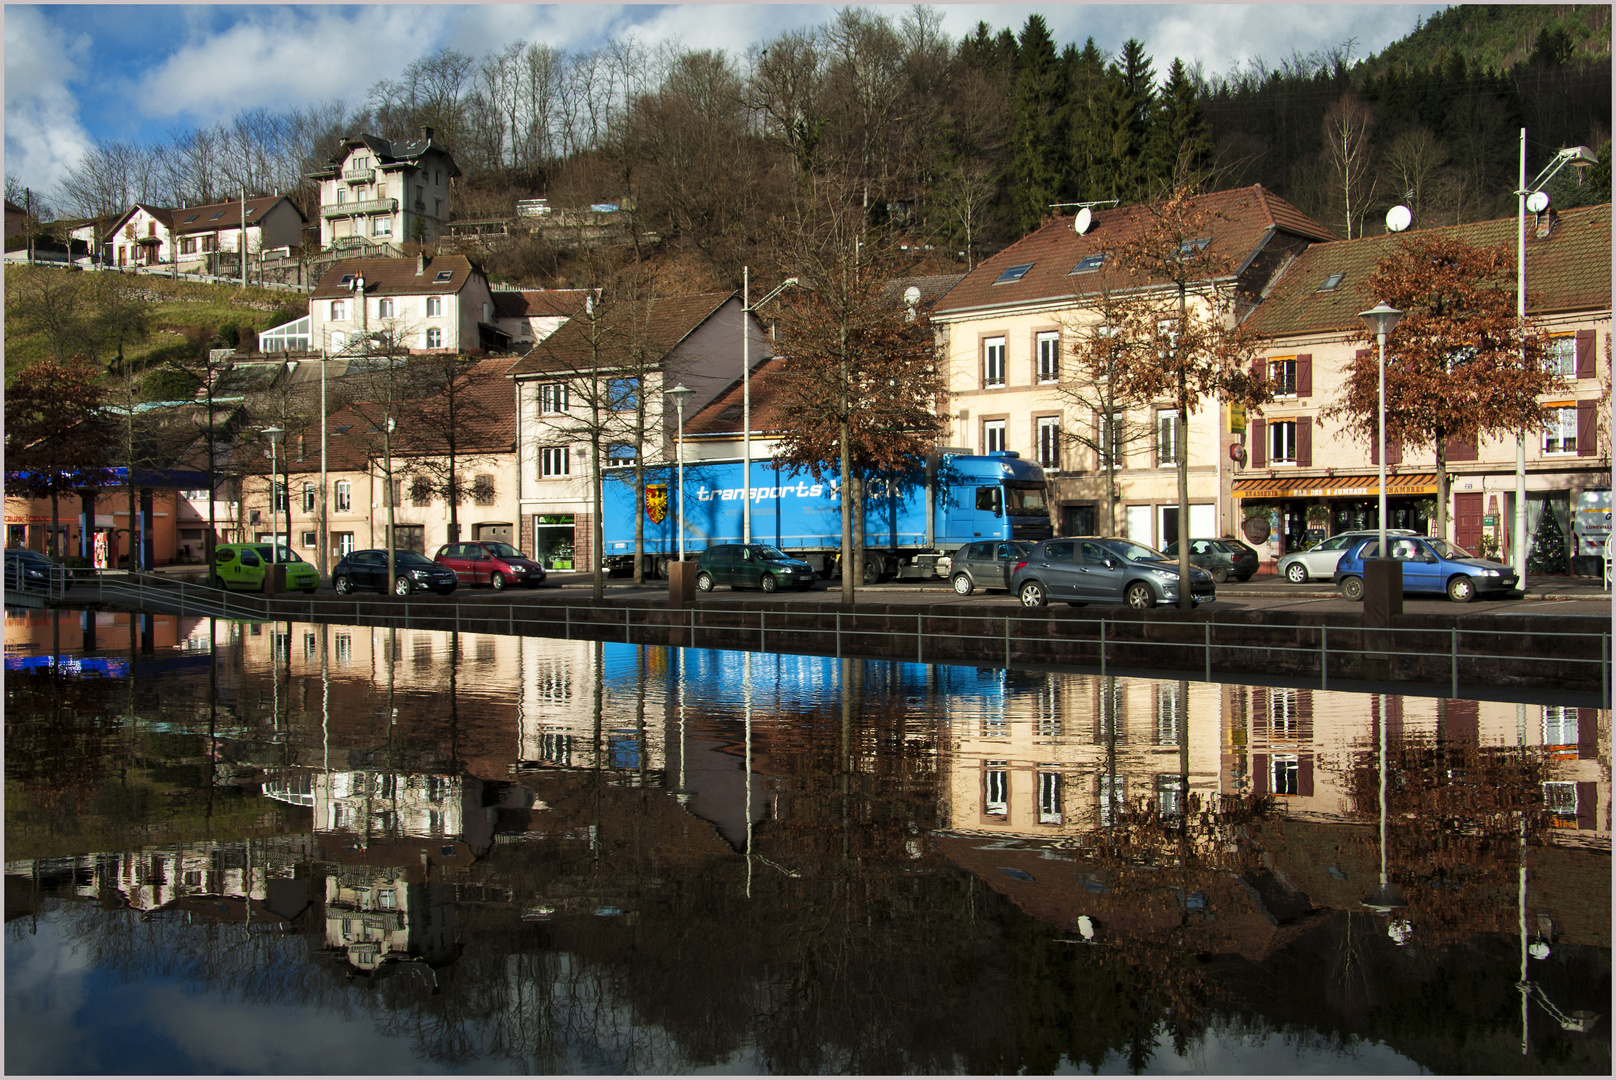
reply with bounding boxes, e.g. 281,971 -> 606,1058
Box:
506,292 -> 734,376
933,184 -> 1338,318
1246,203 -> 1612,338
683,356 -> 792,436
311,255 -> 483,299
170,195 -> 303,235
491,289 -> 594,319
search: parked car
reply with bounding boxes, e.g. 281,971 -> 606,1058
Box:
212,543 -> 320,593
5,548 -> 65,591
1333,535 -> 1518,603
434,541 -> 547,590
332,549 -> 458,596
947,540 -> 1032,595
1276,529 -> 1419,584
1010,537 -> 1216,609
1164,537 -> 1259,583
695,544 -> 817,593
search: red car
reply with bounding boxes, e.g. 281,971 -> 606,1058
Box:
433,541 -> 548,590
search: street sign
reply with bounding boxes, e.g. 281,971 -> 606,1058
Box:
1228,403 -> 1246,434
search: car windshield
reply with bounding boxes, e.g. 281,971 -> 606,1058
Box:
1005,485 -> 1048,512
396,551 -> 437,567
1203,541 -> 1233,553
251,545 -> 303,563
1427,539 -> 1471,559
483,543 -> 522,558
1106,540 -> 1171,563
754,546 -> 789,561
1319,535 -> 1354,551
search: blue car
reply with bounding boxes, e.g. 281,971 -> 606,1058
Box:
1332,535 -> 1518,603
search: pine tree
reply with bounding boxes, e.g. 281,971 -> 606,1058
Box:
1110,39 -> 1158,201
1061,38 -> 1114,202
1148,59 -> 1213,190
1528,507 -> 1569,575
1005,15 -> 1062,234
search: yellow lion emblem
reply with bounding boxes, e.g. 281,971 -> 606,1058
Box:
645,484 -> 668,525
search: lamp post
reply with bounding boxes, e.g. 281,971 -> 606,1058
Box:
262,427 -> 284,574
666,383 -> 693,562
1359,304 -> 1404,556
1515,132 -> 1597,585
740,272 -> 799,543
383,416 -> 396,593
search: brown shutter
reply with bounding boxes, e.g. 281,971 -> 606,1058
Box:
1446,434 -> 1478,462
1297,416 -> 1312,467
1575,329 -> 1596,379
1252,753 -> 1269,795
1578,708 -> 1599,759
1387,438 -> 1403,466
1577,400 -> 1597,457
1444,700 -> 1479,745
1253,358 -> 1266,384
1251,418 -> 1267,468
1296,353 -> 1312,397
1297,755 -> 1314,797
1576,782 -> 1596,830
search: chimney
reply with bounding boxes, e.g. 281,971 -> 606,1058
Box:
421,126 -> 434,143
1535,208 -> 1559,240
416,252 -> 428,276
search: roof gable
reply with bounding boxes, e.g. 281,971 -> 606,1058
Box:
311,255 -> 485,299
507,292 -> 735,376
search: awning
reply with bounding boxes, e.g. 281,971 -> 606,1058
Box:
1232,472 -> 1438,499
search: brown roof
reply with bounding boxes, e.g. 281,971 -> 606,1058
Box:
306,129 -> 462,181
170,195 -> 303,235
506,292 -> 734,376
933,184 -> 1338,318
1246,203 -> 1613,338
683,355 -> 791,436
311,255 -> 483,299
491,289 -> 594,319
106,203 -> 174,235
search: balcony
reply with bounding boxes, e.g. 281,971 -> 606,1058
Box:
342,167 -> 374,184
322,198 -> 397,220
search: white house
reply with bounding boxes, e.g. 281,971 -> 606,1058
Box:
305,127 -> 461,251
307,254 -> 499,356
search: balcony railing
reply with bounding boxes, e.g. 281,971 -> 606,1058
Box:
342,167 -> 374,184
323,198 -> 398,220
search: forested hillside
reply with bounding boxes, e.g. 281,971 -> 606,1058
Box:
20,4 -> 1612,290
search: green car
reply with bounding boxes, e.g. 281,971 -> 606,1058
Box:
695,544 -> 818,593
212,543 -> 320,593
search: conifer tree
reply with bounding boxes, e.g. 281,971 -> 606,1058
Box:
1150,59 -> 1214,187
1005,15 -> 1062,234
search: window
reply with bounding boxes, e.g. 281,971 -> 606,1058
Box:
425,327 -> 443,349
302,482 -> 316,513
983,337 -> 1006,387
541,446 -> 570,477
435,199 -> 442,217
181,238 -> 196,254
984,762 -> 1008,816
1270,357 -> 1297,396
608,378 -> 639,411
1271,754 -> 1300,795
1543,705 -> 1578,747
1546,334 -> 1576,377
303,631 -> 319,661
435,270 -> 453,283
608,444 -> 637,467
377,298 -> 394,318
1036,416 -> 1061,470
330,299 -> 347,321
1037,771 -> 1062,824
542,730 -> 572,766
301,530 -> 316,548
1098,773 -> 1124,825
1157,410 -> 1181,466
473,475 -> 495,505
994,263 -> 1033,284
540,383 -> 568,413
1071,253 -> 1106,274
1318,272 -> 1345,291
1543,407 -> 1578,454
337,188 -> 347,205
335,632 -> 352,664
426,296 -> 443,317
1156,683 -> 1183,744
410,477 -> 432,506
976,486 -> 1003,514
983,419 -> 1007,454
334,480 -> 351,511
272,482 -> 287,513
1543,781 -> 1578,820
372,217 -> 391,237
333,532 -> 355,556
1156,774 -> 1185,818
1269,420 -> 1298,463
1270,688 -> 1301,740
1037,331 -> 1059,383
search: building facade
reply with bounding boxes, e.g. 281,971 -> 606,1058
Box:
306,128 -> 460,251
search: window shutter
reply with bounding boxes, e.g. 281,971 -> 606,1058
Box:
1252,754 -> 1269,795
1574,329 -> 1596,379
1296,416 -> 1312,467
1387,438 -> 1403,466
1444,700 -> 1479,745
1297,755 -> 1314,798
1252,358 -> 1265,385
1445,433 -> 1478,462
1576,782 -> 1596,830
1578,707 -> 1599,759
1251,418 -> 1266,467
1296,353 -> 1312,396
1577,400 -> 1596,457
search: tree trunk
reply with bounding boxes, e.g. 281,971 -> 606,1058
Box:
840,422 -> 854,605
632,456 -> 645,585
591,439 -> 605,602
1434,440 -> 1449,540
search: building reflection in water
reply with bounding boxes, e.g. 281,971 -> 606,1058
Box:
4,605 -> 1609,1073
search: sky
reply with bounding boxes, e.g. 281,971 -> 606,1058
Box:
4,3 -> 1444,197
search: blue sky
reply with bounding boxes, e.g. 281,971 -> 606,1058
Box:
6,4 -> 1442,195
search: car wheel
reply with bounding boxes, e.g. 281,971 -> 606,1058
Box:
490,571 -> 507,592
862,555 -> 883,585
1285,562 -> 1308,584
1125,582 -> 1156,610
1212,567 -> 1230,584
1341,576 -> 1365,602
952,573 -> 974,596
1018,580 -> 1047,607
1447,575 -> 1475,603
761,573 -> 778,593
696,571 -> 714,593
334,575 -> 353,596
393,575 -> 413,597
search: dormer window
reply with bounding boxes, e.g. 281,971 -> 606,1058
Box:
434,270 -> 453,283
1071,254 -> 1106,274
994,263 -> 1033,285
184,214 -> 199,224
210,211 -> 225,220
1318,272 -> 1345,291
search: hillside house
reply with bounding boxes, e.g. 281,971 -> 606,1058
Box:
306,254 -> 499,356
306,128 -> 460,251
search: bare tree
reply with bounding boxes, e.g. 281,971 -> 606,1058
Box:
1322,94 -> 1379,239
1381,126 -> 1449,227
393,354 -> 507,546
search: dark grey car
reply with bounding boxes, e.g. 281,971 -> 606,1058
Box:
1010,537 -> 1216,609
947,540 -> 1031,595
696,544 -> 817,593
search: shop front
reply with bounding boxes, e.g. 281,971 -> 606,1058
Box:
1233,472 -> 1436,558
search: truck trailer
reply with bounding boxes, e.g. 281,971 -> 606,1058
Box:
601,451 -> 1053,582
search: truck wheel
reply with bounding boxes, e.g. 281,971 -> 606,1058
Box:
696,571 -> 714,592
1285,561 -> 1308,584
655,556 -> 671,580
1125,582 -> 1156,610
952,573 -> 974,596
490,571 -> 507,592
761,573 -> 778,593
1018,581 -> 1047,607
334,575 -> 353,595
862,556 -> 883,585
1341,576 -> 1365,602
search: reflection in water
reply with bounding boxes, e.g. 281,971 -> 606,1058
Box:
4,607 -> 1610,1074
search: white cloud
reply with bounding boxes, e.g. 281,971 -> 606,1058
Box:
3,7 -> 96,192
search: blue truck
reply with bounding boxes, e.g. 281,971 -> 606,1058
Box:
601,451 -> 1053,582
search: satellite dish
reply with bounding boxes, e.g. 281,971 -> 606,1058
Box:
1385,205 -> 1412,233
1527,190 -> 1551,214
1074,207 -> 1093,234
902,285 -> 921,308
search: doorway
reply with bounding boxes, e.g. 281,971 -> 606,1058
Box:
475,522 -> 513,546
1061,504 -> 1096,537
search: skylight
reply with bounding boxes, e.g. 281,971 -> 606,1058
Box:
1318,272 -> 1345,291
994,263 -> 1033,284
210,211 -> 226,220
245,207 -> 257,216
1176,238 -> 1210,256
1071,254 -> 1106,274
434,270 -> 454,282
184,215 -> 199,223
339,274 -> 354,286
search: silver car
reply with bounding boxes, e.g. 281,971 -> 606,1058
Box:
947,540 -> 1031,595
1275,529 -> 1419,583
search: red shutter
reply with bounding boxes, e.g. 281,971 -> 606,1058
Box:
1446,434 -> 1478,462
1298,689 -> 1314,741
1575,782 -> 1596,830
1251,419 -> 1267,467
1574,329 -> 1596,379
1252,753 -> 1269,795
1578,707 -> 1599,759
1253,358 -> 1266,385
1577,400 -> 1596,457
1296,354 -> 1312,397
1297,416 -> 1312,467
1297,755 -> 1314,797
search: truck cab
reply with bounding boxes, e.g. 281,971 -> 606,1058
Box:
937,451 -> 1053,547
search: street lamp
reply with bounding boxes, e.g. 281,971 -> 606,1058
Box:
666,383 -> 694,562
1515,133 -> 1597,586
741,271 -> 799,543
262,426 -> 284,575
1359,303 -> 1404,558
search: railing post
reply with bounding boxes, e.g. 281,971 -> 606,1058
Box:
1100,617 -> 1106,679
509,604 -> 514,637
1604,633 -> 1609,710
760,610 -> 766,652
625,606 -> 631,643
566,606 -> 571,640
1450,628 -> 1458,700
917,613 -> 923,665
1204,621 -> 1211,683
1321,625 -> 1328,691
1003,616 -> 1009,669
837,611 -> 842,659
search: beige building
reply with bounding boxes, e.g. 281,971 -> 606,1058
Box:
305,127 -> 460,251
305,254 -> 500,357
